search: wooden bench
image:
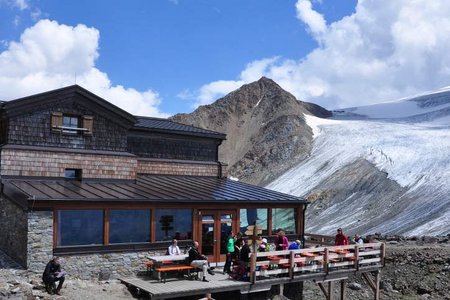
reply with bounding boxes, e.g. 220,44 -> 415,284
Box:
143,261 -> 154,275
155,265 -> 194,283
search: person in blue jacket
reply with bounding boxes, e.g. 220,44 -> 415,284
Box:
288,239 -> 302,250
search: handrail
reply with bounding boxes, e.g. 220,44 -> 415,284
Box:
249,242 -> 384,283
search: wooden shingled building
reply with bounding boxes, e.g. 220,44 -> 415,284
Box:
0,85 -> 307,278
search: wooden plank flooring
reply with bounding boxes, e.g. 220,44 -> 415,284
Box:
120,270 -> 250,300
120,265 -> 383,299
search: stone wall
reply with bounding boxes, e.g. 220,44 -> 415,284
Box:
58,250 -> 163,280
27,211 -> 54,273
0,196 -> 28,266
1,148 -> 137,180
138,158 -> 221,177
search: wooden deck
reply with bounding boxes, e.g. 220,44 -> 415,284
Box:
120,270 -> 250,300
120,243 -> 385,300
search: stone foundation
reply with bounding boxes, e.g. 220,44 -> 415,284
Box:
0,196 -> 28,266
27,211 -> 54,272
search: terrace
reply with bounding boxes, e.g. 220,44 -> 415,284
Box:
120,241 -> 385,300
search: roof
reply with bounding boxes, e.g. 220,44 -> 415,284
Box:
1,85 -> 136,126
133,117 -> 226,140
2,175 -> 305,206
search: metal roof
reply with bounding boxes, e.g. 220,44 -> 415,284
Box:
133,117 -> 226,139
2,175 -> 305,204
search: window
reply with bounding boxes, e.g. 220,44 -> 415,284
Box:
51,112 -> 93,135
272,208 -> 296,234
64,168 -> 82,180
57,210 -> 104,246
109,210 -> 150,244
155,209 -> 192,241
62,115 -> 80,134
240,209 -> 268,235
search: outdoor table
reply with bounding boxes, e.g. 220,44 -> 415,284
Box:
147,254 -> 188,279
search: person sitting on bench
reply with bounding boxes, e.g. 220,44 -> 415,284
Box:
188,241 -> 214,282
42,257 -> 65,295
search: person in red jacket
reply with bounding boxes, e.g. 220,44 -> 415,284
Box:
335,228 -> 349,246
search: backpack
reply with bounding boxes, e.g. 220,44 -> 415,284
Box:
230,263 -> 248,281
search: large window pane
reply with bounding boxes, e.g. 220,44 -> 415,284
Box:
109,209 -> 150,244
155,209 -> 192,241
240,209 -> 268,235
58,210 -> 103,246
272,208 -> 296,234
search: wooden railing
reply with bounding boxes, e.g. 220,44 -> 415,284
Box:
249,243 -> 385,283
304,232 -> 335,246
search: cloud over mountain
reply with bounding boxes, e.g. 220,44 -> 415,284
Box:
190,0 -> 450,109
0,19 -> 167,117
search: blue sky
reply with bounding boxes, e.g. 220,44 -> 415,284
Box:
1,1 -> 450,116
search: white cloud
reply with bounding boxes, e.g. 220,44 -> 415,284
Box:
296,0 -> 327,37
189,0 -> 450,109
14,0 -> 28,10
0,19 -> 167,117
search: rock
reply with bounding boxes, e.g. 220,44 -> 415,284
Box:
417,282 -> 433,295
11,287 -> 20,293
381,281 -> 394,292
348,282 -> 362,290
98,269 -> 112,281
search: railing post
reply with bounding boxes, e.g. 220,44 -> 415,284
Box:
250,252 -> 257,284
355,245 -> 359,271
289,250 -> 295,279
324,248 -> 329,274
380,243 -> 385,266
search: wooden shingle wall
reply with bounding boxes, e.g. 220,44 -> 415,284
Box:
0,149 -> 137,179
6,99 -> 128,152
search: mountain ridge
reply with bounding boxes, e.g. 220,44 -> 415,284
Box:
173,78 -> 450,236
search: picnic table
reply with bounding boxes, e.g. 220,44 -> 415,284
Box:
145,254 -> 189,281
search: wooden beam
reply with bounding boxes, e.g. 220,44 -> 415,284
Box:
328,281 -> 335,300
354,245 -> 359,271
289,250 -> 295,279
362,272 -> 376,291
250,253 -> 257,284
340,279 -> 346,300
267,208 -> 273,236
380,243 -> 386,266
317,282 -> 329,299
374,270 -> 380,300
104,209 -> 109,245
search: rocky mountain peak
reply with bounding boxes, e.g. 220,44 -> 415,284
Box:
171,78 -> 331,185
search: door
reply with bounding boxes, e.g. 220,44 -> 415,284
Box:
198,210 -> 236,263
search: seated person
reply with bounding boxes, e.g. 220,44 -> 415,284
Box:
352,234 -> 364,245
42,257 -> 65,295
168,239 -> 181,255
188,241 -> 214,282
288,239 -> 301,250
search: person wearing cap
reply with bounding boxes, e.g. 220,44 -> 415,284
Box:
258,238 -> 269,252
288,240 -> 302,250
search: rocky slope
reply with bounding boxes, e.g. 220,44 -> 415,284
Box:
171,77 -> 331,185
